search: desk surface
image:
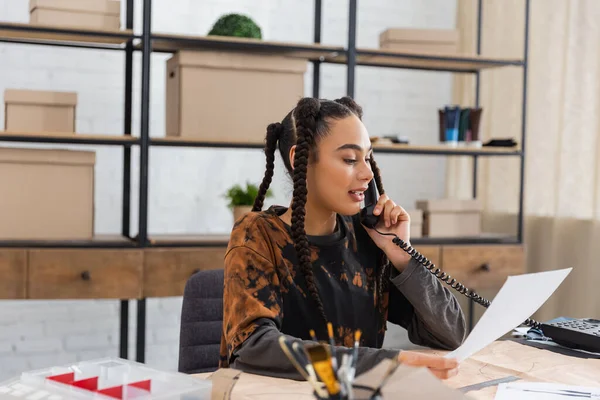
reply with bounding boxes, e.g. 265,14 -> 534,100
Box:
195,340 -> 600,399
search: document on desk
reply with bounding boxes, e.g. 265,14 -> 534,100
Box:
446,268 -> 572,362
494,382 -> 600,399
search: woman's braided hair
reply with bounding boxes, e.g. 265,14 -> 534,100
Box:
253,96 -> 391,324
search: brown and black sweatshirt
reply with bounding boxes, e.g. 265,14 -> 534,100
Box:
219,205 -> 467,379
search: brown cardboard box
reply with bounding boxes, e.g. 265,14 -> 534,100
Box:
29,0 -> 121,30
407,208 -> 423,238
166,50 -> 307,143
416,198 -> 481,237
0,147 -> 95,240
4,89 -> 77,134
379,28 -> 459,54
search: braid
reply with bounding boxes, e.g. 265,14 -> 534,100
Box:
290,98 -> 329,325
252,122 -> 281,211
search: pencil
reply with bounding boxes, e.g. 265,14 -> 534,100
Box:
327,323 -> 338,371
352,330 -> 361,369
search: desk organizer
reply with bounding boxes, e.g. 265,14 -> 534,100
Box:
0,358 -> 212,400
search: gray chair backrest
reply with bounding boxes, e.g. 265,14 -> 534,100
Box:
178,268 -> 224,374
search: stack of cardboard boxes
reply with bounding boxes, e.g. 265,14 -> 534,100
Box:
378,27 -> 460,54
416,198 -> 482,238
29,0 -> 121,30
1,87 -> 95,240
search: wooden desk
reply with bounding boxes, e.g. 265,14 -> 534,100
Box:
194,340 -> 600,399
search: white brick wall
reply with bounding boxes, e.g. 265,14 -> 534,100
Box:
0,0 -> 456,380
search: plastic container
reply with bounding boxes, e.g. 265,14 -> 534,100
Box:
0,357 -> 212,400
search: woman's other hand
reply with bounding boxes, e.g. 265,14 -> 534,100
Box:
398,351 -> 459,380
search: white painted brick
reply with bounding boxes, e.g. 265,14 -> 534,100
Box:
0,340 -> 14,353
77,349 -> 118,362
0,322 -> 45,341
153,327 -> 180,344
65,334 -> 111,351
26,353 -> 79,370
14,338 -> 63,354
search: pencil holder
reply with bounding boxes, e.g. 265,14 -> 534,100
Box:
311,383 -> 386,400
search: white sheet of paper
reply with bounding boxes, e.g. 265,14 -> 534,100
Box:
446,268 -> 572,362
494,382 -> 600,399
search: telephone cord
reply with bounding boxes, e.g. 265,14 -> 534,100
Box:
374,229 -> 540,329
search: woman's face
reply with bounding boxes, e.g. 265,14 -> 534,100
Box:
305,114 -> 374,216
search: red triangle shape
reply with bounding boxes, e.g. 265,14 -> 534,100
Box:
46,372 -> 75,384
71,376 -> 98,391
97,385 -> 124,399
128,379 -> 151,392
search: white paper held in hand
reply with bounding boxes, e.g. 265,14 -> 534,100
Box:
445,268 -> 572,362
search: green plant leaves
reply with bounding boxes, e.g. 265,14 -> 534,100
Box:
207,13 -> 262,39
223,182 -> 272,208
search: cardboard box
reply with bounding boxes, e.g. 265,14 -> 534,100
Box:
407,209 -> 423,238
29,0 -> 121,30
0,147 -> 95,240
379,28 -> 459,54
166,50 -> 307,143
416,198 -> 481,237
4,89 -> 77,134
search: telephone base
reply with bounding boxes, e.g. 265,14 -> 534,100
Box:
540,318 -> 600,354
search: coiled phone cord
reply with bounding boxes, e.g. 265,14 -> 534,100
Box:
376,229 -> 541,329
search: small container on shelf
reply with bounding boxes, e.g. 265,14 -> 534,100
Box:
379,28 -> 460,54
29,0 -> 121,30
0,147 -> 95,240
416,198 -> 482,238
438,106 -> 483,147
4,89 -> 77,134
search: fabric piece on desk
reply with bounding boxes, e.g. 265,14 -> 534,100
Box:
210,368 -> 242,400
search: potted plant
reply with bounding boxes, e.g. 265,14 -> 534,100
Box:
207,13 -> 262,39
224,182 -> 272,221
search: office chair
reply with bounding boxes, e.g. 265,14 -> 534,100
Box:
178,268 -> 224,374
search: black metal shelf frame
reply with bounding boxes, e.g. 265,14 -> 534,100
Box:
0,0 -> 530,364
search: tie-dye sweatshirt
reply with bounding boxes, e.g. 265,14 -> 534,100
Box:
219,205 -> 467,379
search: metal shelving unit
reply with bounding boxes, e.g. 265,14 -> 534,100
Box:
0,0 -> 529,363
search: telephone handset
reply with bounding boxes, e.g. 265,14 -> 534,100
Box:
359,179 -> 540,329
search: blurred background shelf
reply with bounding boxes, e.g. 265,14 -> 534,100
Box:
0,234 -> 136,248
0,131 -> 139,146
0,22 -> 135,49
328,48 -> 524,72
147,31 -> 345,59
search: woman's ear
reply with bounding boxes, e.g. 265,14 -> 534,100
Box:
289,145 -> 296,170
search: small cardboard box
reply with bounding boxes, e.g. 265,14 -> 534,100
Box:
29,0 -> 121,30
407,208 -> 423,238
4,89 -> 77,134
166,50 -> 307,143
379,28 -> 459,54
0,147 -> 95,240
416,198 -> 482,237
